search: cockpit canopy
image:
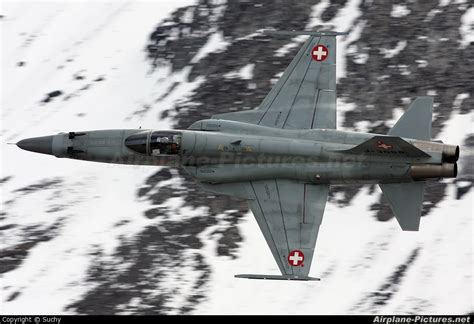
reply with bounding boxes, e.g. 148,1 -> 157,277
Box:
125,131 -> 182,156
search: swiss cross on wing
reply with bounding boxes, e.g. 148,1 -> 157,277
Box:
288,250 -> 305,267
311,45 -> 329,61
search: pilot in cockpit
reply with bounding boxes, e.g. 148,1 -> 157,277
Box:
124,131 -> 181,156
150,134 -> 180,156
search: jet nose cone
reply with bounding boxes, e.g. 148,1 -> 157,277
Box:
17,135 -> 54,155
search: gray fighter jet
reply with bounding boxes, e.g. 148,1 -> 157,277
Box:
16,31 -> 459,281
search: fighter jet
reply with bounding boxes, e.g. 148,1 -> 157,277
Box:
16,30 -> 459,281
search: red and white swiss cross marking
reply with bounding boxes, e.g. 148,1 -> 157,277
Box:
377,140 -> 393,150
288,250 -> 305,267
311,45 -> 328,61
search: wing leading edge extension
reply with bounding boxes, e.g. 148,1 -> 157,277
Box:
213,30 -> 346,130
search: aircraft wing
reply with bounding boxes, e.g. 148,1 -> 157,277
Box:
200,179 -> 329,279
213,31 -> 344,130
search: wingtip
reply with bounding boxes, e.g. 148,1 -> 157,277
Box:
260,29 -> 349,37
235,274 -> 321,281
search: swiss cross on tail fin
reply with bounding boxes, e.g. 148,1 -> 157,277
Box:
340,136 -> 431,158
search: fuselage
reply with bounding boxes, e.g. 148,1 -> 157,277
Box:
16,120 -> 458,185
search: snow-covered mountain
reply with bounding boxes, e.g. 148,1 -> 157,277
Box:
1,0 -> 472,315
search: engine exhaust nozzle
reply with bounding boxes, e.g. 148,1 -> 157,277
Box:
410,163 -> 457,179
442,145 -> 459,163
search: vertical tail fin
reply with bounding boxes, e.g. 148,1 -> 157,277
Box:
379,182 -> 425,231
388,96 -> 433,141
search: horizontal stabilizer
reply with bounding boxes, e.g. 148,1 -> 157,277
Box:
235,274 -> 320,281
389,96 -> 433,141
379,182 -> 425,231
341,136 -> 430,158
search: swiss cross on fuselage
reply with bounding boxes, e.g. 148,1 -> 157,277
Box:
311,45 -> 328,61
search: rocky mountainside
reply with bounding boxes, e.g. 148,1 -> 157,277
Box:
1,0 -> 472,315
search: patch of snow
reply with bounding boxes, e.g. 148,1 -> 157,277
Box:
239,64 -> 254,80
336,98 -> 357,131
181,6 -> 195,24
148,66 -> 206,123
353,52 -> 369,64
379,40 -> 407,59
269,71 -> 284,86
274,35 -> 308,57
354,120 -> 371,132
376,74 -> 390,81
436,97 -> 473,179
437,99 -> 472,145
459,7 -> 474,48
398,64 -> 411,76
386,108 -> 406,129
307,0 -> 331,29
416,60 -> 428,68
224,64 -> 254,80
457,180 -> 471,187
1,0 -> 197,314
425,9 -> 442,22
391,4 -> 410,18
331,2 -> 365,81
452,93 -> 469,110
235,32 -> 262,41
191,31 -> 230,63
